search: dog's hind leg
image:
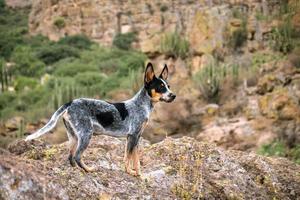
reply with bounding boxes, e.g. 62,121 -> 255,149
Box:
71,118 -> 95,173
74,133 -> 95,172
63,118 -> 77,167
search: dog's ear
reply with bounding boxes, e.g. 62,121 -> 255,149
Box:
144,62 -> 155,84
159,64 -> 168,80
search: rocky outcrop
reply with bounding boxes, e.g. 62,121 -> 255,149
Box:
5,0 -> 31,8
1,135 -> 300,199
28,0 -> 280,54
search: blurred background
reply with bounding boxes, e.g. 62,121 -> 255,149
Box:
0,0 -> 299,164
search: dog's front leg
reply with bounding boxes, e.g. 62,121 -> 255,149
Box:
125,134 -> 140,176
132,146 -> 141,176
124,137 -> 136,175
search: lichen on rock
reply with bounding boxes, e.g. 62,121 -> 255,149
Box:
1,135 -> 300,199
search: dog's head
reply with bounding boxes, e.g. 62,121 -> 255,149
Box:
144,62 -> 176,103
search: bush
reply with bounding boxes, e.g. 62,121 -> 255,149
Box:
193,58 -> 223,103
53,60 -> 99,77
58,35 -> 94,50
258,140 -> 300,164
0,8 -> 29,59
53,17 -> 65,29
23,34 -> 52,48
270,18 -> 294,54
74,72 -> 105,86
11,46 -> 45,77
0,92 -> 16,110
258,140 -> 286,157
36,44 -> 80,65
160,32 -> 189,59
0,0 -> 5,11
14,76 -> 38,91
193,57 -> 243,103
113,32 -> 137,50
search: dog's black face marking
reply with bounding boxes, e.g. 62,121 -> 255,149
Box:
112,102 -> 129,120
96,112 -> 114,127
145,77 -> 168,96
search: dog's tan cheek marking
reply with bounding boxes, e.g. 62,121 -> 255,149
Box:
151,89 -> 161,102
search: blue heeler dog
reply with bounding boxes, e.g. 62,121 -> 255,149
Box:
25,62 -> 176,176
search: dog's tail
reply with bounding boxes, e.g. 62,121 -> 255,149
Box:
25,101 -> 72,141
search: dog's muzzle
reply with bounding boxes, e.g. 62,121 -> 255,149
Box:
160,93 -> 176,103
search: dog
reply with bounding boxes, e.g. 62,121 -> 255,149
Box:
25,62 -> 176,176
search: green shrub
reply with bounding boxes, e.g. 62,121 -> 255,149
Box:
53,60 -> 99,77
193,59 -> 222,103
0,92 -> 16,110
0,8 -> 29,59
74,72 -> 105,86
36,44 -> 80,65
0,0 -> 5,11
11,46 -> 45,77
160,32 -> 189,59
23,34 -> 52,48
289,145 -> 300,164
160,4 -> 168,12
258,140 -> 286,157
258,140 -> 300,164
270,17 -> 294,54
113,32 -> 137,50
14,76 -> 38,91
58,35 -> 93,50
53,17 -> 65,29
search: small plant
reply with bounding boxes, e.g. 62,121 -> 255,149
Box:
160,32 -> 189,59
112,32 -> 137,50
258,140 -> 300,164
58,34 -> 93,50
227,19 -> 247,50
193,59 -> 222,103
53,17 -> 65,29
160,4 -> 168,12
36,44 -> 80,65
258,140 -> 286,157
270,17 -> 294,54
0,0 -> 5,11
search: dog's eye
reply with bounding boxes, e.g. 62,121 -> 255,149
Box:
168,85 -> 170,89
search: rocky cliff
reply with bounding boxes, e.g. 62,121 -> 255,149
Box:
29,0 -> 280,54
1,135 -> 300,199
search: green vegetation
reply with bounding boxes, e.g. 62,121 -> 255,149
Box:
58,34 -> 93,50
113,32 -> 137,50
270,17 -> 294,54
53,17 -> 66,29
0,6 -> 29,59
193,57 -> 244,103
0,7 -> 147,123
227,9 -> 248,50
160,32 -> 189,59
258,140 -> 300,164
193,59 -> 221,103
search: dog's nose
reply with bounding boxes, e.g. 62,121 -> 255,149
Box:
169,93 -> 176,99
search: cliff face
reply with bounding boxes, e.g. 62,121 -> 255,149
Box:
1,135 -> 300,199
28,0 -> 279,54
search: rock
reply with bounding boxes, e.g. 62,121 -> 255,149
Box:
1,136 -> 300,199
256,74 -> 279,95
4,0 -> 32,8
187,6 -> 231,55
258,87 -> 300,121
4,117 -> 24,132
197,117 -> 275,150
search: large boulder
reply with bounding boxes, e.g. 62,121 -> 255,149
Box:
1,136 -> 300,199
